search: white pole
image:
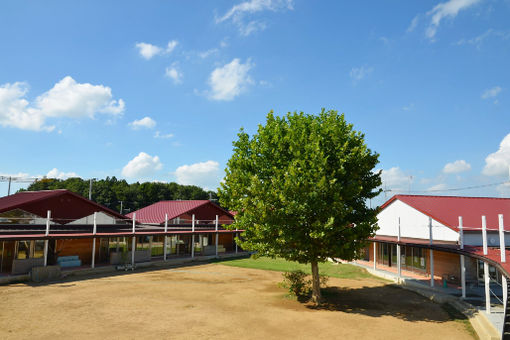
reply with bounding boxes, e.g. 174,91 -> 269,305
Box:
132,213 -> 136,234
373,242 -> 376,270
397,217 -> 401,279
215,215 -> 219,258
484,261 -> 491,314
91,212 -> 97,268
191,214 -> 195,259
43,210 -> 51,267
503,275 -> 508,314
460,255 -> 466,298
499,214 -> 506,263
459,216 -> 464,250
164,213 -> 168,261
132,212 -> 136,270
429,217 -> 434,287
430,249 -> 434,287
482,215 -> 488,255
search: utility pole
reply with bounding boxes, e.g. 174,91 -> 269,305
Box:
119,201 -> 123,214
88,178 -> 93,200
7,177 -> 11,196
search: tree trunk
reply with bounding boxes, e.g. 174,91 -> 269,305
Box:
311,260 -> 322,304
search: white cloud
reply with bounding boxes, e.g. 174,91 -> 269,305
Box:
175,160 -> 221,190
483,133 -> 510,177
426,0 -> 481,40
350,66 -> 373,82
36,76 -> 125,117
46,168 -> 78,180
380,167 -> 412,191
427,183 -> 448,191
407,16 -> 419,33
198,48 -> 219,59
216,0 -> 293,36
481,86 -> 502,99
208,58 -> 254,101
456,29 -> 510,48
129,116 -> 156,130
0,77 -> 124,132
135,42 -> 163,60
154,131 -> 174,139
135,40 -> 179,59
443,160 -> 471,174
122,152 -> 163,179
0,172 -> 30,179
165,64 -> 183,84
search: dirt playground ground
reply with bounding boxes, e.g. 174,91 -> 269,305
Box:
0,263 -> 474,339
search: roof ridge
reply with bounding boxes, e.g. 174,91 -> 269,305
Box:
394,194 -> 510,200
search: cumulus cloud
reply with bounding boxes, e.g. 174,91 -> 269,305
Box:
380,167 -> 412,191
175,160 -> 221,190
0,77 -> 124,131
46,168 -> 78,180
426,0 -> 481,40
208,58 -> 254,101
443,160 -> 471,174
165,64 -> 183,84
216,0 -> 293,36
350,66 -> 373,82
122,152 -> 163,179
129,117 -> 156,130
483,133 -> 510,177
135,40 -> 179,59
481,86 -> 502,99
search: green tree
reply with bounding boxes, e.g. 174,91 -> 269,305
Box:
219,109 -> 381,303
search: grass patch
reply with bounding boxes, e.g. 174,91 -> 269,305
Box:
441,303 -> 479,340
219,256 -> 375,280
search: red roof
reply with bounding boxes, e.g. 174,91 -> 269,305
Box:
126,200 -> 233,224
381,194 -> 510,231
0,189 -> 126,223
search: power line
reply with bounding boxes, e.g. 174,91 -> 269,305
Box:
383,180 -> 509,194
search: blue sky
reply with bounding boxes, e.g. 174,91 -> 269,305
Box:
1,0 -> 509,205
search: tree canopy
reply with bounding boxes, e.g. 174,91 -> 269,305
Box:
22,177 -> 217,214
219,109 -> 381,303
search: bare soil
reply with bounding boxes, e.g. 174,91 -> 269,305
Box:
0,264 -> 474,339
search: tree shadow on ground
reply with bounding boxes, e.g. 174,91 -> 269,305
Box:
304,284 -> 468,323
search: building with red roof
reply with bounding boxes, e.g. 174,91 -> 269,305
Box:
0,191 -> 243,277
360,194 -> 510,333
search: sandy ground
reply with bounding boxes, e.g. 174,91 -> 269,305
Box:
0,263 -> 474,339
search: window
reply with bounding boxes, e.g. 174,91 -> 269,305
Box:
15,240 -> 45,259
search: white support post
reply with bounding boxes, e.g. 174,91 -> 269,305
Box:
397,217 -> 401,279
484,261 -> 491,314
373,242 -> 376,270
164,213 -> 168,261
429,217 -> 434,287
191,214 -> 195,259
131,236 -> 136,270
43,210 -> 51,267
131,212 -> 136,270
215,215 -> 219,258
459,216 -> 464,250
459,216 -> 466,298
91,212 -> 97,268
503,275 -> 508,314
460,255 -> 466,298
149,236 -> 153,259
482,215 -> 488,255
499,214 -> 506,263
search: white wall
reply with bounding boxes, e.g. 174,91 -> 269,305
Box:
68,211 -> 117,225
377,199 -> 459,242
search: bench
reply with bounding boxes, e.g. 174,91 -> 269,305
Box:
57,255 -> 82,268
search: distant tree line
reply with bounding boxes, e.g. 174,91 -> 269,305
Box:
21,177 -> 218,214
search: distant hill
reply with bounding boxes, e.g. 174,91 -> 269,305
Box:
21,176 -> 217,214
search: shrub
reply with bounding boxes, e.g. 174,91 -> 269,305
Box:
281,270 -> 311,297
